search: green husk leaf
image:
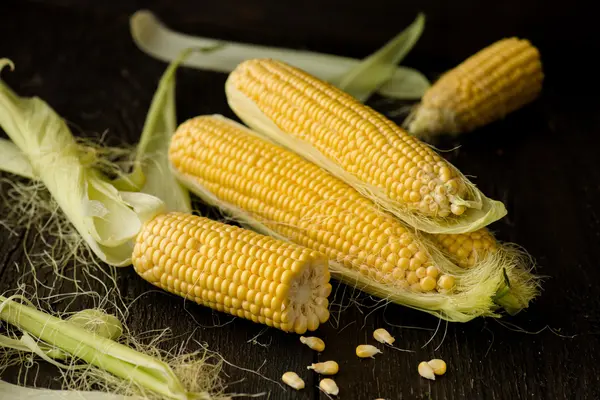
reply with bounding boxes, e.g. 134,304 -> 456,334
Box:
0,138 -> 34,178
0,58 -> 165,266
333,13 -> 428,101
112,49 -> 196,213
0,295 -> 191,400
129,9 -> 427,100
0,380 -> 140,399
67,309 -> 124,341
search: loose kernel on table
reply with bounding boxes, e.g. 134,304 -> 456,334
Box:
282,371 -> 305,390
300,336 -> 325,352
373,328 -> 395,345
356,344 -> 382,358
418,361 -> 435,380
319,378 -> 340,396
428,359 -> 447,375
307,360 -> 339,375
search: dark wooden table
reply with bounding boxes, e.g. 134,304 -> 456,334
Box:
2,1 -> 599,399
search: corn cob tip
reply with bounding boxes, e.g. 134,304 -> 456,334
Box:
405,37 -> 543,139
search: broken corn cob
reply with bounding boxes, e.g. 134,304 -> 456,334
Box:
225,58 -> 506,234
406,37 -> 543,139
132,212 -> 331,333
168,115 -> 538,322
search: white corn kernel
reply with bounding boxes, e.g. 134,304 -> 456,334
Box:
373,328 -> 395,345
307,360 -> 339,375
319,378 -> 339,396
356,344 -> 382,358
418,361 -> 435,380
300,336 -> 325,352
428,359 -> 447,375
282,371 -> 305,390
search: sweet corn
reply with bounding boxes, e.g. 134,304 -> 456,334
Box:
307,361 -> 339,375
169,115 -> 455,294
406,38 -> 543,139
131,212 -> 331,334
225,58 -> 507,234
300,336 -> 325,352
431,229 -> 498,268
169,115 -> 540,322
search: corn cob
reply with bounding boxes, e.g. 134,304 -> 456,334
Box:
224,58 -> 506,234
132,212 -> 331,334
405,37 -> 543,139
168,115 -> 538,321
430,229 -> 497,268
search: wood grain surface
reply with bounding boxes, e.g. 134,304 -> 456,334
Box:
1,1 -> 599,399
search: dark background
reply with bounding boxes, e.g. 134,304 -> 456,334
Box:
1,1 -> 599,399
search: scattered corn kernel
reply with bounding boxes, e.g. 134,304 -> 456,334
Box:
307,360 -> 339,375
418,361 -> 435,380
282,371 -> 305,390
319,378 -> 339,396
428,359 -> 447,375
300,336 -> 325,352
356,344 -> 382,358
373,328 -> 395,345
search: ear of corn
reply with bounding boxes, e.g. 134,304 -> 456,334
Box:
224,58 -> 506,235
405,37 -> 543,139
132,212 -> 331,334
168,115 -> 539,322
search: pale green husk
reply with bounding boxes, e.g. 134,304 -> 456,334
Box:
170,115 -> 538,322
224,81 -> 507,234
0,295 -> 227,399
0,380 -> 139,400
333,13 -> 427,102
0,59 -> 165,266
111,49 -> 194,213
129,10 -> 430,100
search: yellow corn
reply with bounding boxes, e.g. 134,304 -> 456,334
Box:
169,116 -> 455,294
225,58 -> 507,234
431,229 -> 497,268
406,37 -> 543,138
131,212 -> 331,334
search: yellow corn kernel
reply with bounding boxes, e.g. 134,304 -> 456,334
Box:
319,378 -> 340,396
300,336 -> 325,352
407,37 -> 543,138
431,229 -> 498,268
418,361 -> 435,380
169,116 -> 456,294
132,212 -> 330,334
373,328 -> 395,345
356,344 -> 382,358
225,59 -> 484,221
307,360 -> 339,375
282,371 -> 305,390
428,359 -> 447,375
